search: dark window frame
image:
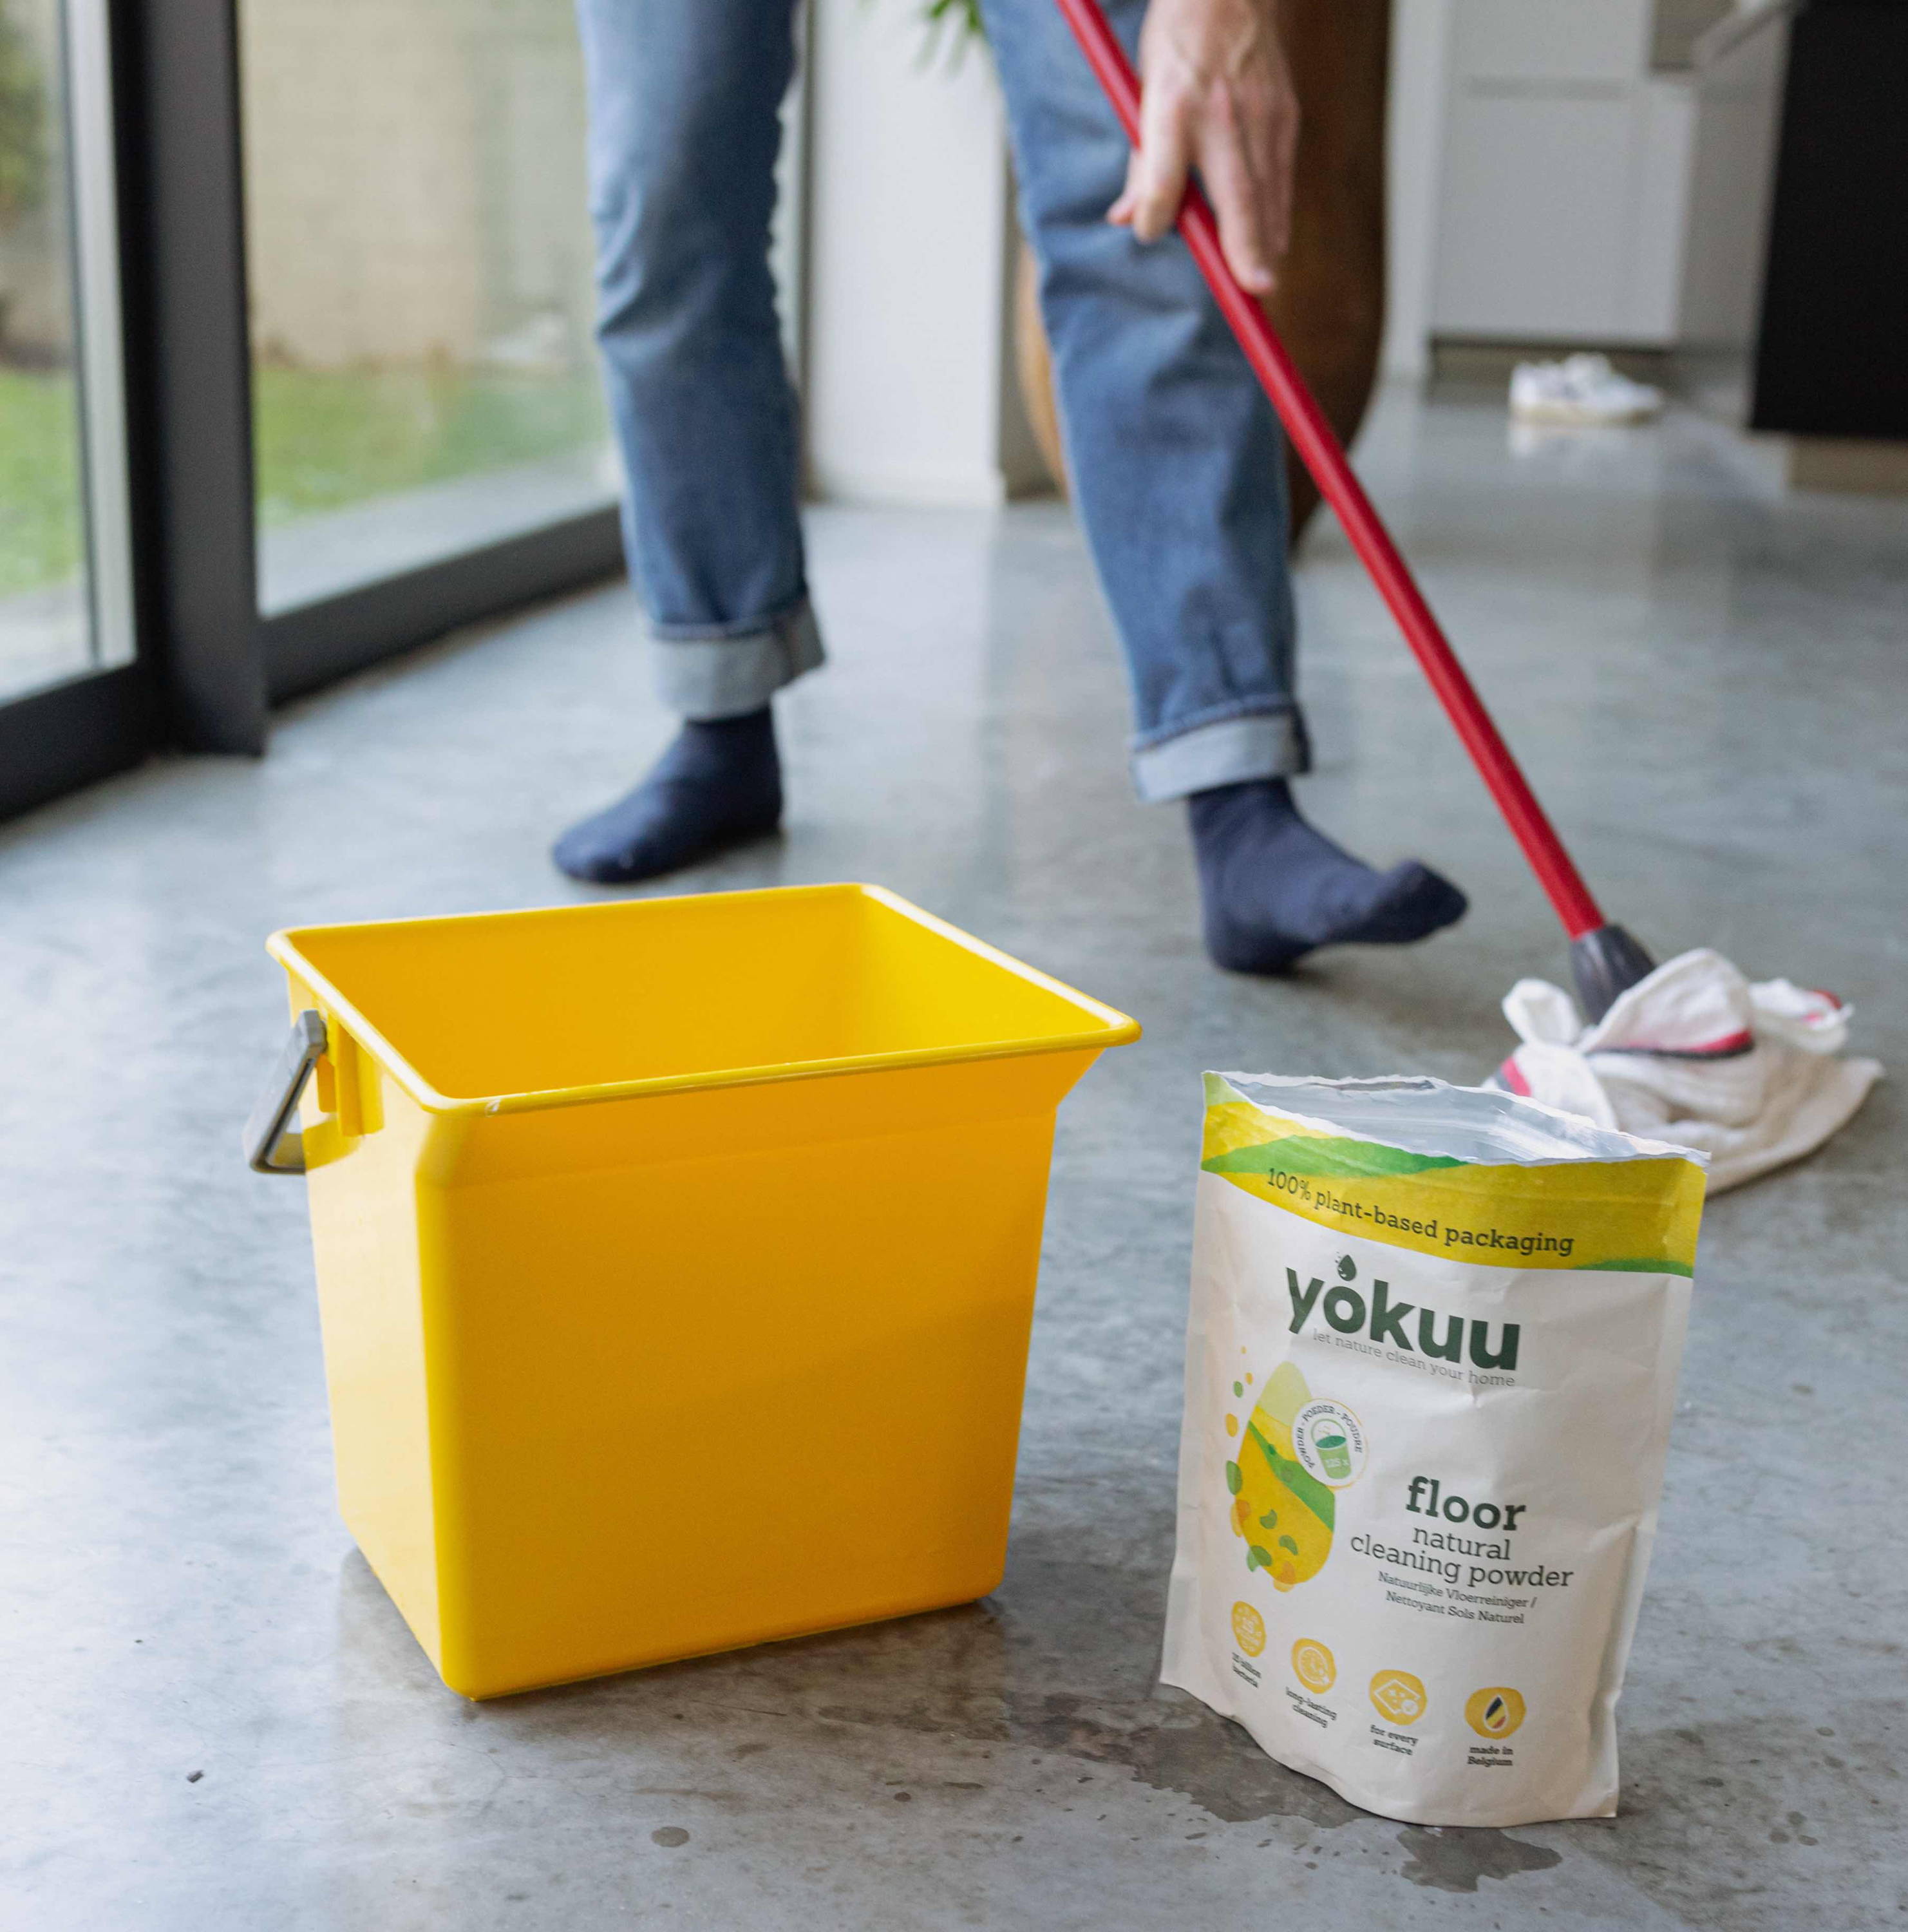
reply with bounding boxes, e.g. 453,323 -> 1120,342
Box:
1,0 -> 623,823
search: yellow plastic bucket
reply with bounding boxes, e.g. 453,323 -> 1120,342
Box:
252,884 -> 1138,1698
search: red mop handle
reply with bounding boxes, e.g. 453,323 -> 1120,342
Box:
1053,0 -> 1606,941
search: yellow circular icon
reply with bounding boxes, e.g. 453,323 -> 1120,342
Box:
1230,1601 -> 1267,1657
1368,1669 -> 1428,1726
1465,1687 -> 1525,1739
1291,1639 -> 1336,1693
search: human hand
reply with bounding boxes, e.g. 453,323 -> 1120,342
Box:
1106,0 -> 1298,294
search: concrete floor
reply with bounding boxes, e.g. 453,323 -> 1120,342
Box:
4,387 -> 1904,1929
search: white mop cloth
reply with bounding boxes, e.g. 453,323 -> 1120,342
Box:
1493,949 -> 1881,1194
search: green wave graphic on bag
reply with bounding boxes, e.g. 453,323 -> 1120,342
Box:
1225,1363 -> 1334,1591
1160,1073 -> 1708,1830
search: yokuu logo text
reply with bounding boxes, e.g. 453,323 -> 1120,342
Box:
1287,1266 -> 1518,1371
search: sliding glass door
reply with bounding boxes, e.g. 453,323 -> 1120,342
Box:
238,0 -> 616,619
0,0 -> 133,698
0,0 -> 140,815
0,0 -> 807,822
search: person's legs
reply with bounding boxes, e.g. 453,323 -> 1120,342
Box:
983,0 -> 1301,797
982,0 -> 1464,969
558,0 -> 810,882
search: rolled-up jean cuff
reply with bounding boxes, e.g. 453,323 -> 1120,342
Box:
650,600 -> 826,719
1129,708 -> 1310,802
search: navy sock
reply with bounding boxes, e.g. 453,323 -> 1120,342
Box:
553,708 -> 782,884
1189,779 -> 1468,974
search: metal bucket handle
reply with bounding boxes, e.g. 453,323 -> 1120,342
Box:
245,1010 -> 328,1175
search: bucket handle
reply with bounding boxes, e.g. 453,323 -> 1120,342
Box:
245,1010 -> 328,1175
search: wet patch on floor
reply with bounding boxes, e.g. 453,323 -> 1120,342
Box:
636,1588 -> 1366,1830
1002,1693 -> 1363,1830
1395,1824 -> 1563,1892
787,1685 -> 1365,1830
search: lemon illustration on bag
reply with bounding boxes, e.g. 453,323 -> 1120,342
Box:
1224,1361 -> 1334,1591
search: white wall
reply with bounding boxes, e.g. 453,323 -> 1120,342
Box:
1383,0 -> 1455,378
1384,0 -> 1788,365
802,0 -> 1042,507
1430,0 -> 1707,345
1677,3 -> 1790,348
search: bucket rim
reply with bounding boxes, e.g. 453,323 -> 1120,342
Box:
266,881 -> 1142,1117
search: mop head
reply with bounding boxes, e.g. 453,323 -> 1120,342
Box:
1492,949 -> 1882,1195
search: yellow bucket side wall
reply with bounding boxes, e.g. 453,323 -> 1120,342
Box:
298,1021 -> 444,1672
426,1072 -> 1073,1698
293,1031 -> 1099,1701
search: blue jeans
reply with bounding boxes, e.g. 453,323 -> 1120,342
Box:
576,0 -> 1307,800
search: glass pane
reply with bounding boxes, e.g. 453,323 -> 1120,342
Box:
240,0 -> 617,615
0,0 -> 93,699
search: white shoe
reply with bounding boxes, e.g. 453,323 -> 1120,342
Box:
1509,352 -> 1663,426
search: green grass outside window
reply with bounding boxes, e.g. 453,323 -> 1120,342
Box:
0,364 -> 609,599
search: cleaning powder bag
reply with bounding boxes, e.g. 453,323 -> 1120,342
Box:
1160,1073 -> 1708,1828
